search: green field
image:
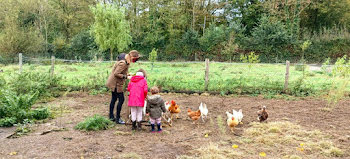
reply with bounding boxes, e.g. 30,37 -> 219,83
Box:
1,61 -> 349,97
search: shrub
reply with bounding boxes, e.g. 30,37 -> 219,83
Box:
31,107 -> 51,120
0,117 -> 17,127
7,71 -> 62,98
75,114 -> 114,131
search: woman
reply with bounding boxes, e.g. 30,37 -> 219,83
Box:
106,50 -> 140,124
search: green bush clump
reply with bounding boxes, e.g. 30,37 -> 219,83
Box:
75,114 -> 114,131
0,117 -> 17,127
31,107 -> 51,120
7,71 -> 62,98
0,89 -> 51,127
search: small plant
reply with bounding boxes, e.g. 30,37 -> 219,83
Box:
321,58 -> 331,75
75,114 -> 114,131
332,55 -> 350,77
216,115 -> 226,134
240,51 -> 260,69
13,119 -> 33,137
326,56 -> 350,109
300,40 -> 312,60
149,48 -> 158,70
31,107 -> 51,120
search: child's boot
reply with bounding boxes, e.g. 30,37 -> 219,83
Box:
137,122 -> 142,131
151,124 -> 155,133
157,123 -> 162,133
132,121 -> 137,130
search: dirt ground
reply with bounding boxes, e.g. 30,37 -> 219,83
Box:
0,92 -> 349,159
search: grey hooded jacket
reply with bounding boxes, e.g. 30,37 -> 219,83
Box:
146,95 -> 166,119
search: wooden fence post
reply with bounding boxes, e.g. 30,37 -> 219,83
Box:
51,56 -> 55,76
19,53 -> 22,73
205,58 -> 210,91
284,60 -> 290,93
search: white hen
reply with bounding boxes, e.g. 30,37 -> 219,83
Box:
232,109 -> 244,124
164,101 -> 170,110
199,102 -> 208,122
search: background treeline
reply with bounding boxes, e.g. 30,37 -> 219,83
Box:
1,0 -> 350,63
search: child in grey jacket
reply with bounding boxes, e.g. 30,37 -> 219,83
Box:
146,86 -> 166,133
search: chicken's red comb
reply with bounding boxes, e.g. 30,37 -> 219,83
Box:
171,100 -> 175,105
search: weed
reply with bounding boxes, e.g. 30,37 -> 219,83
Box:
75,114 -> 114,131
120,152 -> 142,159
216,115 -> 226,134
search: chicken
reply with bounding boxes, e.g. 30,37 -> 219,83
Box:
257,106 -> 268,122
143,100 -> 147,116
164,101 -> 171,110
226,111 -> 239,132
161,101 -> 172,126
187,108 -> 201,124
232,109 -> 243,124
199,102 -> 208,122
168,100 -> 181,119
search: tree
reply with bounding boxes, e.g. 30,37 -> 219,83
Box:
90,3 -> 132,61
250,16 -> 293,62
0,0 -> 44,61
148,48 -> 158,70
300,0 -> 350,33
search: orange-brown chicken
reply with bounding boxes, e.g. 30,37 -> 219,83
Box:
226,111 -> 239,132
187,108 -> 201,124
168,100 -> 181,119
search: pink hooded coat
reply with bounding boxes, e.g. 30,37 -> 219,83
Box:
127,76 -> 148,107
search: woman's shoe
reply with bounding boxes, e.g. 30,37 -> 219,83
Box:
116,118 -> 125,124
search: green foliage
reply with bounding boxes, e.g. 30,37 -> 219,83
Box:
149,48 -> 158,63
31,107 -> 51,120
149,48 -> 158,70
70,30 -> 98,60
52,36 -> 70,59
332,55 -> 350,78
249,16 -> 294,62
240,52 -> 260,69
321,58 -> 331,75
181,29 -> 200,60
75,114 -> 114,131
301,40 -> 312,52
0,117 -> 17,127
90,3 -> 132,61
222,33 -> 238,61
199,25 -> 229,58
7,71 -> 62,98
0,89 -> 38,126
13,119 -> 33,137
325,56 -> 350,109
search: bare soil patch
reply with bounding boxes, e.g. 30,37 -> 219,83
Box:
0,93 -> 349,158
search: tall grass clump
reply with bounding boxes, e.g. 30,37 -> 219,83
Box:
75,114 -> 114,131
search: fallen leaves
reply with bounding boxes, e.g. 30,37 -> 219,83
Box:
259,152 -> 266,157
232,144 -> 239,149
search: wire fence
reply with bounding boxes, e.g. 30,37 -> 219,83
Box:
3,53 -> 348,96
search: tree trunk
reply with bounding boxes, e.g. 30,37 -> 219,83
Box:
110,48 -> 114,61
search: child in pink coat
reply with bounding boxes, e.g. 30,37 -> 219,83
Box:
127,69 -> 148,131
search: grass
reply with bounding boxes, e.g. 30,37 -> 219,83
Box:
1,62 -> 349,97
241,121 -> 343,158
120,152 -> 142,159
74,114 -> 114,131
178,121 -> 345,158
